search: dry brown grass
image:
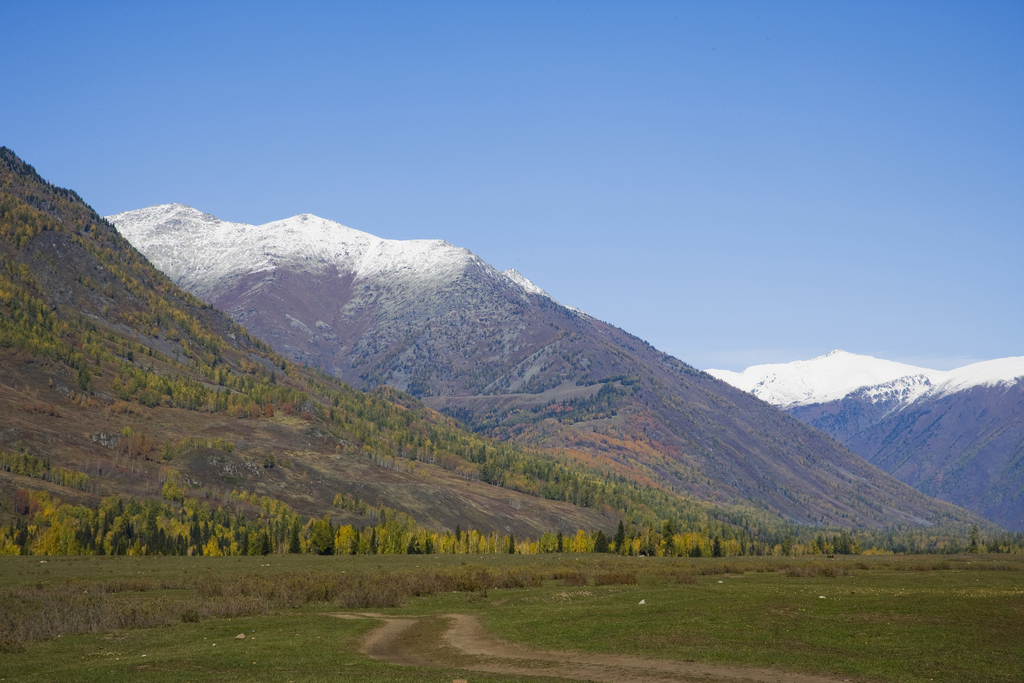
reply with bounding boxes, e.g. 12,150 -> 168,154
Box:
553,569 -> 588,586
0,563 -> 552,650
691,562 -> 747,575
781,562 -> 845,577
594,570 -> 637,586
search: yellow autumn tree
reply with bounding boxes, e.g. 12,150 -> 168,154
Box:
335,524 -> 356,555
570,529 -> 592,553
203,537 -> 223,556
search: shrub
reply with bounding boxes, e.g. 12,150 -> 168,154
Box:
695,563 -> 746,576
559,571 -> 588,587
594,571 -> 637,586
781,563 -> 844,578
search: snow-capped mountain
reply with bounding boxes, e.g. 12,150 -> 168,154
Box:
109,204 -> 579,394
108,204 -> 559,305
711,351 -> 1024,530
708,350 -> 936,408
105,204 -> 984,530
709,349 -> 1024,411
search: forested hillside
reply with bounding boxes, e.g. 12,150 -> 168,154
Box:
111,203 -> 999,532
1,146 -> 860,558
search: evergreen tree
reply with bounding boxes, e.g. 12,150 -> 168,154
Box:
508,532 -> 516,554
662,519 -> 676,556
594,529 -> 610,553
614,520 -> 626,553
288,518 -> 301,553
556,530 -> 564,553
260,530 -> 273,556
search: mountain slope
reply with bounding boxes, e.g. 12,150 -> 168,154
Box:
2,148 -> 686,541
108,205 -> 991,531
710,352 -> 1024,530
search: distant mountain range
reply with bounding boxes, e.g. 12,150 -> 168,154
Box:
108,205 -> 992,531
710,351 -> 1024,530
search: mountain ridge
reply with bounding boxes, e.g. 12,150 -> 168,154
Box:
709,349 -> 1024,410
108,203 -> 551,307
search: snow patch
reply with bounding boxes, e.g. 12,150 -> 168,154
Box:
502,269 -> 550,298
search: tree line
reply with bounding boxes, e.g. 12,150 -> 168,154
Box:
3,487 -> 1021,558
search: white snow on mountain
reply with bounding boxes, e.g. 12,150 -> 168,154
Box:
501,268 -> 551,298
107,204 -> 565,307
709,350 -> 1024,410
937,356 -> 1024,396
707,350 -> 933,407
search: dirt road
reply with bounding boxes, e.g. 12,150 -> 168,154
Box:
331,612 -> 857,683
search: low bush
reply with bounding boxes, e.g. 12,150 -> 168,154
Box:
594,571 -> 637,586
781,563 -> 844,578
693,563 -> 746,576
557,571 -> 588,587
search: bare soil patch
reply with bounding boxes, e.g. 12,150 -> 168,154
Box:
336,612 -> 858,683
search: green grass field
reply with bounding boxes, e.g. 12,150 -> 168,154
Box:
1,553 -> 1021,682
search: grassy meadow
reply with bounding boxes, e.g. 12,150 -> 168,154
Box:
0,553 -> 1021,682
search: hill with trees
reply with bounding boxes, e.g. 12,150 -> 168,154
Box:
3,146 -> 908,558
108,203 -> 996,533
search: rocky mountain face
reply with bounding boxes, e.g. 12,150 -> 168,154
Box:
109,205 -> 991,531
710,351 -> 1024,531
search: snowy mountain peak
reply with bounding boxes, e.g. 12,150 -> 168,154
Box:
106,204 -> 589,322
707,351 -> 932,407
709,351 -> 1024,410
107,204 -> 497,297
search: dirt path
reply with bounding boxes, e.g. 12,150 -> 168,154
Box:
330,612 -> 858,683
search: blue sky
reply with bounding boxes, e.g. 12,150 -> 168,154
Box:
3,2 -> 1021,371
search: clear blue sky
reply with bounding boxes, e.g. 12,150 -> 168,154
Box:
3,1 -> 1021,371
